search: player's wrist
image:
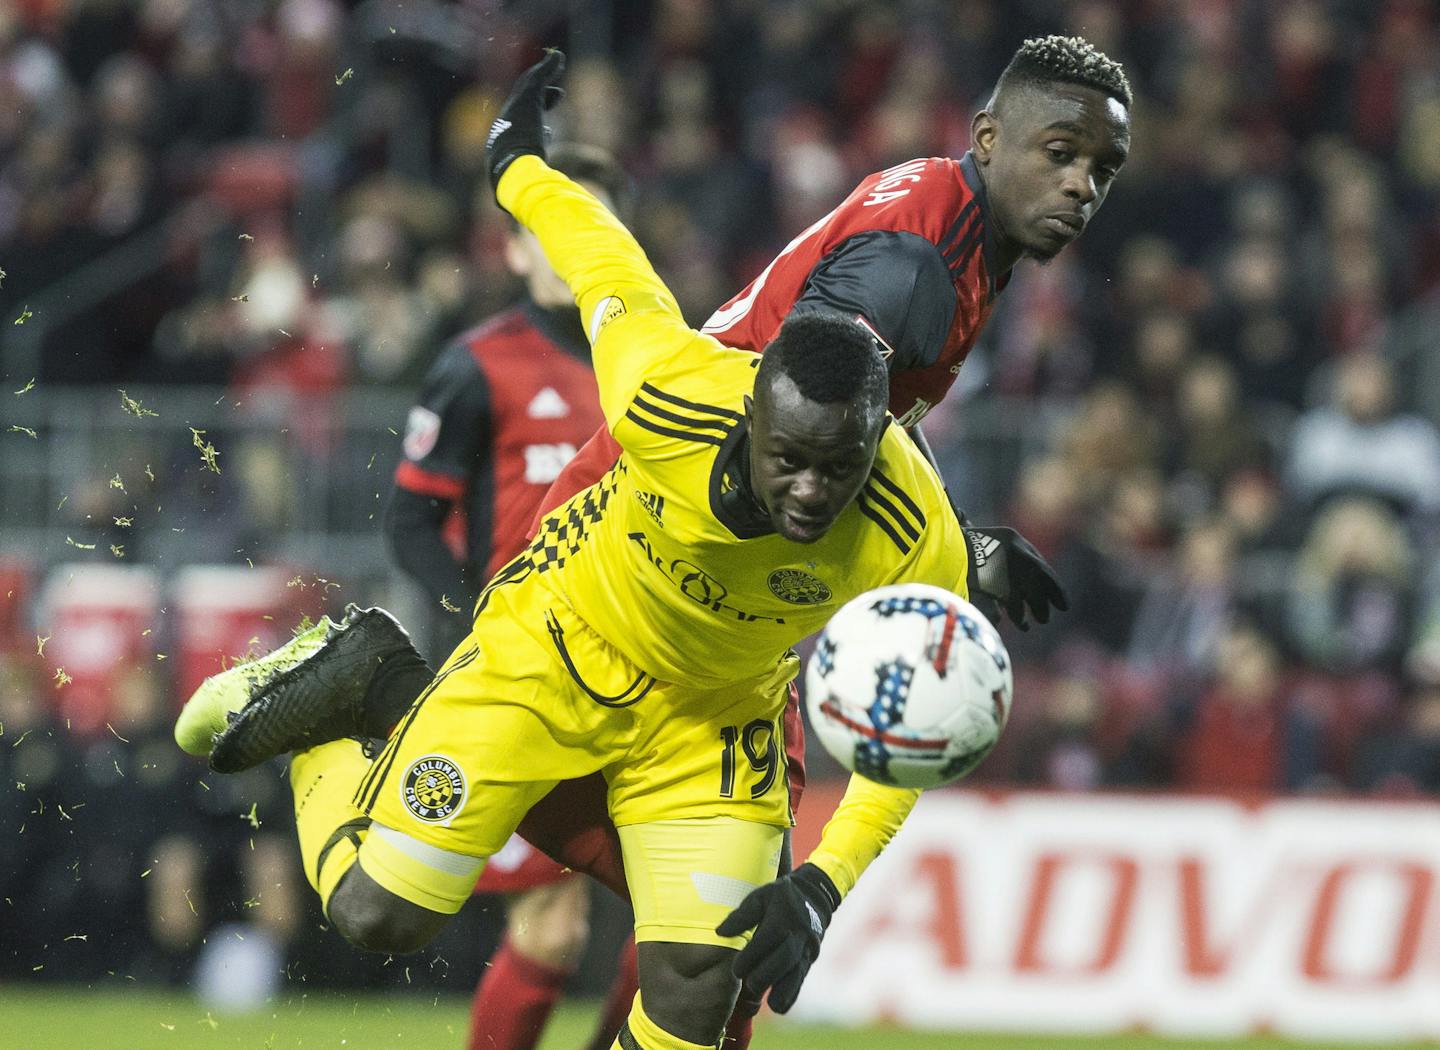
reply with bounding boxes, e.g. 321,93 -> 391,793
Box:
798,855 -> 849,905
791,861 -> 842,915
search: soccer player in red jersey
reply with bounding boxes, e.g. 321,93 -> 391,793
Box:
385,144 -> 638,1050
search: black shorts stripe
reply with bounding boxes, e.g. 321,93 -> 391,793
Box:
545,611 -> 655,708
938,202 -> 979,258
862,484 -> 921,543
869,467 -> 927,527
355,645 -> 481,815
640,382 -> 744,422
632,392 -> 735,434
858,494 -> 912,554
624,408 -> 726,446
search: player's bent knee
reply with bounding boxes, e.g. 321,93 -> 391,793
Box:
328,820 -> 483,952
328,863 -> 450,954
507,877 -> 590,968
638,941 -> 739,1042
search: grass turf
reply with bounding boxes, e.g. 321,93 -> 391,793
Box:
0,987 -> 1431,1050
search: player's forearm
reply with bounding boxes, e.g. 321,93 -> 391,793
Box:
805,774 -> 921,900
497,155 -> 680,331
385,493 -> 477,610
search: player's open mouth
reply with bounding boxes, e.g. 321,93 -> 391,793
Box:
783,511 -> 829,540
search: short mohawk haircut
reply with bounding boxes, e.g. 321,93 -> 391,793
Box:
757,312 -> 887,410
996,35 -> 1132,109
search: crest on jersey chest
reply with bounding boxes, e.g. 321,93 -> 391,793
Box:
767,567 -> 833,605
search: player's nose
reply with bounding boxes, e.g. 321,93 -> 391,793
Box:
1062,165 -> 1098,205
789,471 -> 828,509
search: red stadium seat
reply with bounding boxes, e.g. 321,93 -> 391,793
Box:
0,555 -> 36,654
171,565 -> 315,708
37,564 -> 162,735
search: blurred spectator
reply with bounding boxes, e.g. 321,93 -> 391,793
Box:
1167,355 -> 1269,496
1126,515 -> 1238,682
1014,668 -> 1105,792
0,654 -> 69,978
1285,497 -> 1417,675
1355,679 -> 1440,795
1174,623 -> 1322,794
1286,351 -> 1440,517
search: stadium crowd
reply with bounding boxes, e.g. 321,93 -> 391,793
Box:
5,0 -> 1440,989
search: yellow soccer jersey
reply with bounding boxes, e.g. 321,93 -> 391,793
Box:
496,156 -> 970,688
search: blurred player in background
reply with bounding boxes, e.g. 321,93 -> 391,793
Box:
383,143 -> 637,1050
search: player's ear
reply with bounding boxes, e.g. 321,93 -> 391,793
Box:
972,110 -> 997,164
742,393 -> 755,423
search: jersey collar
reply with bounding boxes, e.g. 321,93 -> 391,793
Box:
709,420 -> 775,539
958,151 -> 1011,301
523,297 -> 593,364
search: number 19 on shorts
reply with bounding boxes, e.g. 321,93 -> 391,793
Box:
718,718 -> 781,799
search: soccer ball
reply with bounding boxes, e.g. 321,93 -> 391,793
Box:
805,583 -> 1013,789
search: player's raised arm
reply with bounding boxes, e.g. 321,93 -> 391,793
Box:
487,51 -> 691,428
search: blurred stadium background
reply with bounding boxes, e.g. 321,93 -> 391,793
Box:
4,0 -> 1440,1047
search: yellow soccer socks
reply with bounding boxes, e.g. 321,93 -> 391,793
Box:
611,993 -> 721,1050
291,738 -> 372,912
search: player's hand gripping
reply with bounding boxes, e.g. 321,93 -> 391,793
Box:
486,49 -> 566,195
964,524 -> 1069,631
715,862 -> 841,1014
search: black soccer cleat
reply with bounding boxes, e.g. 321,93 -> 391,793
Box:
206,605 -> 419,774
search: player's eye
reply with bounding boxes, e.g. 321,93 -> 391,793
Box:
1046,145 -> 1073,164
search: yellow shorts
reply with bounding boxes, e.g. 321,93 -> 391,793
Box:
353,575 -> 796,883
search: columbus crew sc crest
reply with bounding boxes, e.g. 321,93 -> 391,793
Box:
767,568 -> 832,605
401,755 -> 467,823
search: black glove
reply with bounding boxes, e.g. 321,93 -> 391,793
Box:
715,862 -> 840,1014
964,525 -> 1069,630
486,49 -> 566,195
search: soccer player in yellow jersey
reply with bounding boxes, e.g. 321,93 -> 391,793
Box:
179,53 -> 977,1049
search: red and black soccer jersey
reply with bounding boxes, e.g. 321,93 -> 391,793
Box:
702,152 -> 1009,426
388,301 -> 605,612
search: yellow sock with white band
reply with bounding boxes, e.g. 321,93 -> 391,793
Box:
610,992 -> 720,1050
618,816 -> 783,948
358,820 -> 484,913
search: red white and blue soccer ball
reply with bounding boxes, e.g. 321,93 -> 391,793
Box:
805,583 -> 1013,790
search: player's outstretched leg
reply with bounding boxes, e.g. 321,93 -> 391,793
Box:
468,878 -> 590,1050
174,605 -> 428,773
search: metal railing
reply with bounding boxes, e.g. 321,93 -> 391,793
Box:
2,382 -> 1056,562
1,385 -> 414,578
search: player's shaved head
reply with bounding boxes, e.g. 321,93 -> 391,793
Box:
745,314 -> 888,543
753,312 -> 888,423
